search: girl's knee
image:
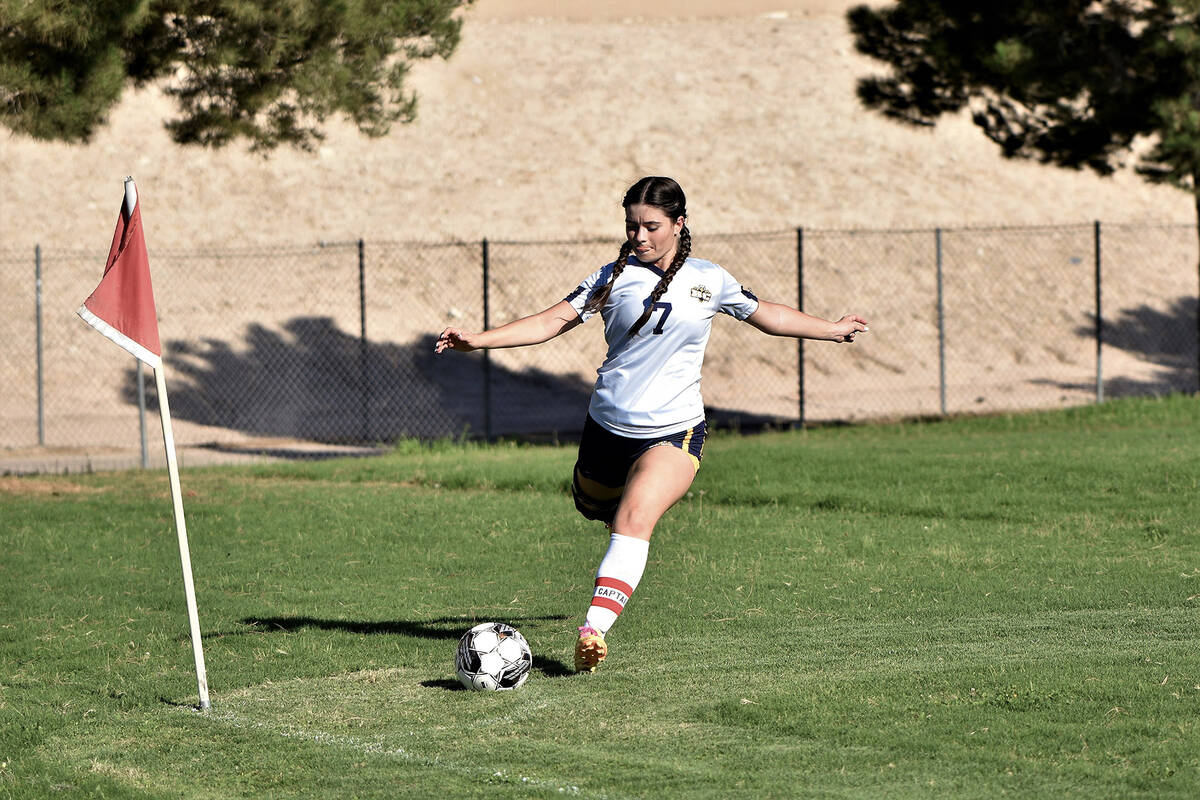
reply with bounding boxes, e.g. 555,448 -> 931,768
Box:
611,505 -> 658,539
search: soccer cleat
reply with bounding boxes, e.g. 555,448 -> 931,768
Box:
574,625 -> 607,673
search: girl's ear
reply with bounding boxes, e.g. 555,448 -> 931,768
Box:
674,216 -> 686,236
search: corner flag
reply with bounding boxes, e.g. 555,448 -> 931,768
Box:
77,179 -> 162,368
76,177 -> 211,710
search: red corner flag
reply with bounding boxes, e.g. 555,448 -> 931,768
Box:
77,177 -> 162,367
74,177 -> 211,710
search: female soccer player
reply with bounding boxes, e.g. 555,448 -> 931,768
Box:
435,177 -> 868,672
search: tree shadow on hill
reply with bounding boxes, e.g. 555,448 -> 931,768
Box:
120,317 -> 592,442
1038,296 -> 1199,397
120,316 -> 788,447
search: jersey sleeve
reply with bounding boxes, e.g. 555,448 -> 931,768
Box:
716,266 -> 761,320
563,264 -> 613,323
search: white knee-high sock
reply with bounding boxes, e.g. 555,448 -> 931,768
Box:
584,533 -> 650,635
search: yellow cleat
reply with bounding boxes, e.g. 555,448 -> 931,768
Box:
574,625 -> 607,673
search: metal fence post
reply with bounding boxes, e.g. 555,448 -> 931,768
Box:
936,228 -> 947,416
1094,221 -> 1103,404
481,238 -> 492,440
358,238 -> 370,442
35,245 -> 45,446
796,227 -> 805,427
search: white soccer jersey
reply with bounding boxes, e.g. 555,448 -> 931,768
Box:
565,255 -> 760,437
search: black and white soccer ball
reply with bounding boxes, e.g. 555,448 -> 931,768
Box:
455,622 -> 533,691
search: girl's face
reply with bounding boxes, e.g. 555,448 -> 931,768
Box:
626,203 -> 685,267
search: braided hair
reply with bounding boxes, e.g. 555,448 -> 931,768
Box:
582,177 -> 691,337
581,239 -> 634,317
627,224 -> 691,337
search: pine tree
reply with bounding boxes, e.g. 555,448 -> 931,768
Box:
847,1 -> 1198,178
849,0 -> 1200,376
0,0 -> 470,151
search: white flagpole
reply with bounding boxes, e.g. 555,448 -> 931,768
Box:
154,363 -> 211,710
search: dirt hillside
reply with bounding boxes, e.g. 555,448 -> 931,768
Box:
1,0 -> 1193,253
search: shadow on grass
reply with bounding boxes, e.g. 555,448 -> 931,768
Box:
158,696 -> 202,709
232,614 -> 568,641
531,654 -> 574,678
232,615 -> 576,681
421,654 -> 574,690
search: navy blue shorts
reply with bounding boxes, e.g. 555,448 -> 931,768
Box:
571,414 -> 706,524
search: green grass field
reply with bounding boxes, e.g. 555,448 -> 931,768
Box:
3,395 -> 1199,798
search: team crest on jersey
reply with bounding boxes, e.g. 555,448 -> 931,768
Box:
690,284 -> 712,302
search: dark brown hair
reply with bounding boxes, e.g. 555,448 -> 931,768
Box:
582,176 -> 691,336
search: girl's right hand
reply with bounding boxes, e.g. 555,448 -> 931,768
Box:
435,328 -> 479,353
830,314 -> 869,343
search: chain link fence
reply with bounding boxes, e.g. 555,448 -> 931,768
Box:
2,222 -> 1197,471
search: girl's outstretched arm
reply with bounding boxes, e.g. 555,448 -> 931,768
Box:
435,300 -> 582,353
745,300 -> 868,342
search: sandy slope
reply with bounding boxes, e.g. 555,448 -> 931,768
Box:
1,0 -> 1192,254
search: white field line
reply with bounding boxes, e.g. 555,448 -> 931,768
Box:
181,704 -> 625,799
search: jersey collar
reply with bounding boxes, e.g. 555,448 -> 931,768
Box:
626,255 -> 666,277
